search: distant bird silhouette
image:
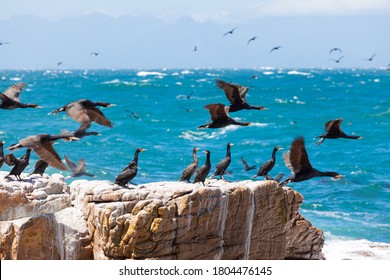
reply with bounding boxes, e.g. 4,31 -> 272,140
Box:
0,41 -> 9,46
179,147 -> 199,183
29,159 -> 49,177
363,53 -> 376,62
4,148 -> 32,180
115,148 -> 146,186
269,46 -> 283,53
223,27 -> 238,37
330,56 -> 345,63
7,133 -> 77,171
198,103 -> 251,129
51,99 -> 115,129
210,143 -> 233,180
186,90 -> 194,99
329,48 -> 342,55
241,156 -> 256,171
216,79 -> 267,112
64,155 -> 95,178
279,137 -> 341,186
0,83 -> 41,110
315,118 -> 361,145
90,52 -> 101,56
252,146 -> 282,180
57,61 -> 63,66
0,140 -> 5,168
180,107 -> 193,113
193,46 -> 197,52
193,150 -> 211,185
247,36 -> 257,45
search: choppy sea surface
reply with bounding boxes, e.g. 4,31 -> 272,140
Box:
1,68 -> 389,255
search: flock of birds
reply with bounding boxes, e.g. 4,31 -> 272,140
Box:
0,79 -> 362,188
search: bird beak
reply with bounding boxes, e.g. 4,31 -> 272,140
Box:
107,104 -> 116,107
1,141 -> 5,145
195,147 -> 199,151
67,136 -> 80,142
334,174 -> 343,179
141,148 -> 147,152
261,107 -> 268,110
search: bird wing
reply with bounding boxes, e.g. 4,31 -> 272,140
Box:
116,165 -> 136,182
76,158 -> 87,173
66,103 -> 91,123
4,153 -> 19,166
33,143 -> 67,171
241,157 -> 250,169
216,80 -> 243,104
64,155 -> 77,171
84,107 -> 113,127
3,83 -> 26,101
325,118 -> 343,133
288,137 -> 313,173
237,85 -> 249,100
204,104 -> 229,122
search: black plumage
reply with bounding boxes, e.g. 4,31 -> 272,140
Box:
29,159 -> 49,177
0,83 -> 41,110
179,147 -> 199,183
198,103 -> 251,129
4,148 -> 32,180
315,118 -> 361,145
193,150 -> 211,185
241,156 -> 256,171
279,137 -> 340,186
210,143 -> 233,180
216,80 -> 266,112
0,140 -> 5,168
115,148 -> 146,187
252,146 -> 282,180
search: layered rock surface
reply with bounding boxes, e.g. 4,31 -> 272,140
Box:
0,171 -> 324,260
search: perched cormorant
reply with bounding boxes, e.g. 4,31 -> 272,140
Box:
329,48 -> 342,55
4,148 -> 32,180
193,150 -> 211,185
315,118 -> 361,145
216,80 -> 267,112
29,159 -> 49,177
241,156 -> 256,171
252,146 -> 282,180
7,133 -> 77,171
223,27 -> 238,37
210,143 -> 233,180
64,155 -> 95,178
115,148 -> 146,187
198,103 -> 251,129
279,137 -> 340,186
51,99 -> 115,128
0,140 -> 5,168
179,147 -> 199,183
0,83 -> 41,110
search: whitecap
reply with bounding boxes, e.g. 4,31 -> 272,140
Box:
10,77 -> 21,81
136,71 -> 167,77
287,70 -> 311,76
179,126 -> 241,141
101,79 -> 121,84
181,70 -> 193,75
263,71 -> 274,75
250,122 -> 269,127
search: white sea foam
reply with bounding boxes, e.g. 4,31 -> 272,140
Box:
179,126 -> 241,141
287,70 -> 311,76
136,71 -> 167,77
181,70 -> 193,75
323,236 -> 390,260
101,79 -> 137,86
10,77 -> 21,81
263,71 -> 274,75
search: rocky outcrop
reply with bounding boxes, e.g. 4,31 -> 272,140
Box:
0,171 -> 324,260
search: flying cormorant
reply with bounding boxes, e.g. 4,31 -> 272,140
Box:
64,155 -> 95,178
315,118 -> 361,145
179,147 -> 199,183
216,80 -> 267,112
241,156 -> 256,171
279,137 -> 340,186
0,83 -> 41,110
198,104 -> 251,129
7,133 -> 77,171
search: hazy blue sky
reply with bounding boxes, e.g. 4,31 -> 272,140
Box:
0,0 -> 389,69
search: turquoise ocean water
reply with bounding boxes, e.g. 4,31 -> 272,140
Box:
0,68 -> 389,244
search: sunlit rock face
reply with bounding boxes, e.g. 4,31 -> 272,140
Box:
0,172 -> 324,260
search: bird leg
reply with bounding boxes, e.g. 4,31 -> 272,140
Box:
265,174 -> 273,180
